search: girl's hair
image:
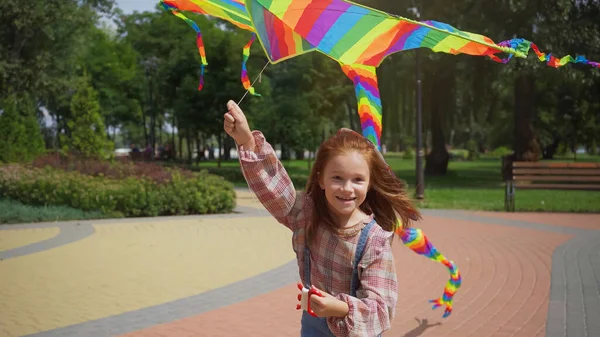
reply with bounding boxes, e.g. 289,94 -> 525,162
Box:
305,128 -> 421,244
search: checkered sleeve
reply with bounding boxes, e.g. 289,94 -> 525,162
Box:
327,230 -> 398,337
237,131 -> 306,230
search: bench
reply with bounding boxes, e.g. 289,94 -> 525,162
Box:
504,161 -> 600,212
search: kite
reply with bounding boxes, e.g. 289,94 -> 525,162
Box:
162,0 -> 599,149
159,0 -> 598,317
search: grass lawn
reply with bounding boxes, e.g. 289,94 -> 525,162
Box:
0,198 -> 115,225
195,154 -> 600,213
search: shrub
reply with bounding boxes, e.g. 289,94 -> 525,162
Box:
402,147 -> 415,160
449,149 -> 468,161
490,146 -> 513,158
466,140 -> 479,160
32,153 -> 194,183
202,166 -> 245,183
201,166 -> 308,190
0,164 -> 235,217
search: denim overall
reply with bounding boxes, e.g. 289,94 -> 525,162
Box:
300,219 -> 381,337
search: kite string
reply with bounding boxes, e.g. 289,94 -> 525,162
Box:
238,61 -> 270,106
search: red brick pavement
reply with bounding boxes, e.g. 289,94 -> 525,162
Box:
120,215 -> 572,337
469,211 -> 600,230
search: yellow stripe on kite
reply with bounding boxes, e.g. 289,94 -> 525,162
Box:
338,18 -> 397,64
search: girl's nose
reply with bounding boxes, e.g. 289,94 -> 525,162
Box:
341,180 -> 352,191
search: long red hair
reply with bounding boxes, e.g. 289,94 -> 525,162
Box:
305,129 -> 420,244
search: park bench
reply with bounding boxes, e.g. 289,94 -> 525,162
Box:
504,161 -> 600,211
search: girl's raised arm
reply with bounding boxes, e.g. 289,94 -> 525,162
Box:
237,130 -> 307,231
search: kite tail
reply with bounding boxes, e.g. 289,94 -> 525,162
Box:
490,38 -> 600,69
397,226 -> 462,318
340,64 -> 382,150
241,33 -> 260,96
160,1 -> 208,90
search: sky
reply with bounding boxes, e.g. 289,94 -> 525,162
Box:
116,0 -> 160,14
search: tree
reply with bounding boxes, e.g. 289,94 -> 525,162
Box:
61,75 -> 113,158
0,93 -> 46,162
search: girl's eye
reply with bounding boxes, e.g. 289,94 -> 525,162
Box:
333,176 -> 342,180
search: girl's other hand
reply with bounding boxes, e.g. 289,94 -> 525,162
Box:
309,285 -> 350,318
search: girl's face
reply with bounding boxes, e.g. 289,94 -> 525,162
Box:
319,151 -> 370,223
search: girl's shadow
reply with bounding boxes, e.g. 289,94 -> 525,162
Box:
403,317 -> 442,337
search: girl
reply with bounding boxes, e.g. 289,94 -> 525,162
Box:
224,100 -> 420,337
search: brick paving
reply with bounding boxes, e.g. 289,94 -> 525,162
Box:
117,214 -> 572,337
1,190 -> 599,337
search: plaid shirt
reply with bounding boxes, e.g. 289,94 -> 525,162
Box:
238,131 -> 398,337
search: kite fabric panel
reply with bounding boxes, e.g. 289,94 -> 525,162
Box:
163,0 -> 254,30
247,0 -> 600,69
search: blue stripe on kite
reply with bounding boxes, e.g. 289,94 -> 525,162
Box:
356,85 -> 382,108
361,126 -> 379,148
317,5 -> 369,54
228,0 -> 246,12
402,26 -> 430,50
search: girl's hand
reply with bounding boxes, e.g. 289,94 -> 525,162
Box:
223,100 -> 254,149
309,286 -> 349,318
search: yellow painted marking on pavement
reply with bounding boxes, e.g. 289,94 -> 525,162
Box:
0,217 -> 294,336
0,227 -> 60,252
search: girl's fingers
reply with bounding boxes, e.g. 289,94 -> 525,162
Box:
227,100 -> 244,119
224,112 -> 235,123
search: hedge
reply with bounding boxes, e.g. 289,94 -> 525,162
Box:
0,164 -> 236,217
201,166 -> 308,189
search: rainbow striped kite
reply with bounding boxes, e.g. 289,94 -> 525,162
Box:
162,0 -> 599,150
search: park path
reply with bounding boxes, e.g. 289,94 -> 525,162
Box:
0,189 -> 598,337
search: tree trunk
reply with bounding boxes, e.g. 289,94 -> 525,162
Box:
425,63 -> 452,175
171,114 -> 176,158
158,121 -> 162,147
178,130 -> 183,160
542,136 -> 561,159
186,131 -> 192,165
195,132 -> 201,165
223,136 -> 232,161
294,146 -> 305,160
217,132 -> 223,167
140,101 -> 148,147
208,136 -> 215,160
514,73 -> 540,161
281,143 -> 290,160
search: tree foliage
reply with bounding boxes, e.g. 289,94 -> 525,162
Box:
0,0 -> 598,168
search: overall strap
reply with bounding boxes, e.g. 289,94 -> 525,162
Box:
350,219 -> 376,296
303,246 -> 311,288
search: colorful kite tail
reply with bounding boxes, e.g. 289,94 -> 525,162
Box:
397,226 -> 462,318
242,33 -> 260,96
491,38 -> 600,69
340,64 -> 382,150
160,1 -> 208,90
